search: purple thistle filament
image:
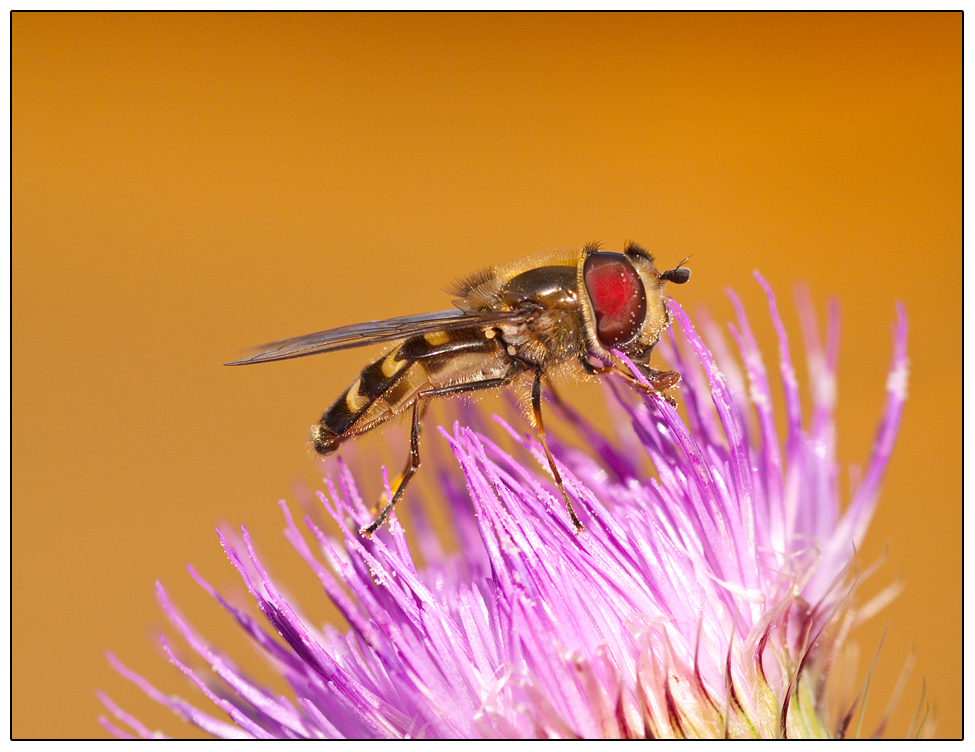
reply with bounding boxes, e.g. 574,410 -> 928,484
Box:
101,277 -> 909,738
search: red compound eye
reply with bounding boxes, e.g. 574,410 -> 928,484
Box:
583,252 -> 647,347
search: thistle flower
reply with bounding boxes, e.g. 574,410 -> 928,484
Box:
100,277 -> 910,739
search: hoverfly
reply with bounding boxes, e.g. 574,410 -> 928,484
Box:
227,242 -> 690,537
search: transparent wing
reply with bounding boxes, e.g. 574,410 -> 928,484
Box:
226,308 -> 527,365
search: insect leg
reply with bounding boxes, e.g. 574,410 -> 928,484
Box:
359,376 -> 512,538
531,369 -> 585,533
580,354 -> 681,406
360,398 -> 423,538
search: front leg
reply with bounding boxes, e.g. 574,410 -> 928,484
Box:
579,353 -> 681,406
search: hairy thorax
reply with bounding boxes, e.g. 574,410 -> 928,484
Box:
455,263 -> 588,371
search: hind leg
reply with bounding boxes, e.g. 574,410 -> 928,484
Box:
359,376 -> 512,538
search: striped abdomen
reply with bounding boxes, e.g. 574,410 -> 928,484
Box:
311,327 -> 517,455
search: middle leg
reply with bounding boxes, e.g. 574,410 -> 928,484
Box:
531,369 -> 585,533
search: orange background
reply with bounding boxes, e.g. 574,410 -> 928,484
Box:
13,13 -> 961,738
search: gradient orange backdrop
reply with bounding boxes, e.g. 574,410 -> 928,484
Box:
13,12 -> 961,738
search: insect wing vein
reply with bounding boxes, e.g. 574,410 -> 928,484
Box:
226,309 -> 526,365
